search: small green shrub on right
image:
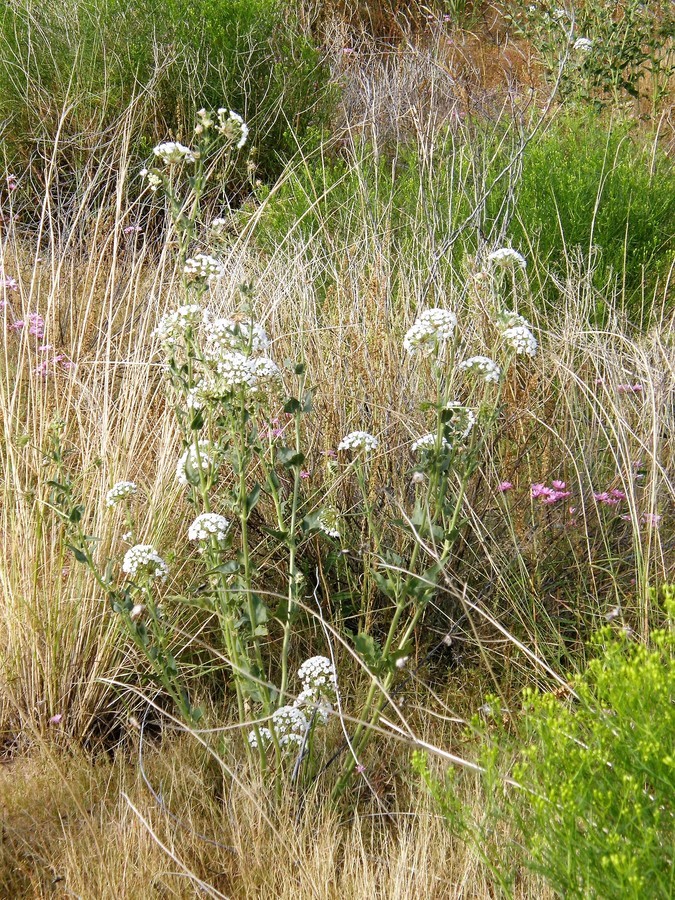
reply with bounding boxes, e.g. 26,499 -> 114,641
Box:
420,586 -> 675,899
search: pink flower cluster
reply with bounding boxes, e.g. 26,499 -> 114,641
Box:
9,312 -> 45,338
1,272 -> 18,291
617,383 -> 643,394
531,481 -> 572,505
593,488 -> 626,507
35,353 -> 73,377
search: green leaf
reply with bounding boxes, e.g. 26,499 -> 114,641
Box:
283,398 -> 302,415
277,447 -> 305,469
245,484 -> 261,514
67,544 -> 88,565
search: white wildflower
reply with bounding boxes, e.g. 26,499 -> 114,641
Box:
176,440 -> 218,487
294,688 -> 332,725
272,705 -> 308,747
216,109 -> 249,149
411,433 -> 451,453
209,217 -> 228,232
496,310 -> 538,357
184,253 -> 225,284
215,352 -> 257,391
444,402 -> 476,439
122,531 -> 134,543
250,357 -> 282,395
188,513 -> 230,544
338,431 -> 379,454
122,544 -> 168,581
152,142 -> 196,165
403,308 -> 457,356
298,656 -> 337,693
317,508 -> 341,539
487,247 -> 527,270
153,304 -> 202,349
195,108 -> 214,134
247,726 -> 273,749
140,168 -> 162,192
573,37 -> 593,52
205,317 -> 270,358
106,481 -> 137,508
458,355 -> 501,383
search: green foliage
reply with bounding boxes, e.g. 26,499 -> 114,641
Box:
501,0 -> 675,110
0,0 -> 328,183
421,586 -> 675,899
507,112 -> 675,320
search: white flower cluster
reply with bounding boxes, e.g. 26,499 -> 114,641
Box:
176,440 -> 218,487
205,317 -> 270,358
188,513 -> 230,544
216,109 -> 249,149
106,481 -> 137,508
248,705 -> 308,751
317,507 -> 341,539
152,142 -> 196,165
140,168 -> 162,192
338,431 -> 379,454
497,310 -> 538,357
184,253 -> 225,284
411,433 -> 451,453
294,656 -> 337,726
487,247 -> 527,271
122,544 -> 168,581
153,304 -> 202,349
574,37 -> 593,52
458,355 -> 501,383
403,308 -> 457,356
445,401 -> 476,439
215,351 -> 257,391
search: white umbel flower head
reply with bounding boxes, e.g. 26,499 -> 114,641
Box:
294,689 -> 333,725
247,726 -> 272,749
497,310 -> 538,357
152,142 -> 196,165
458,355 -> 501,383
317,508 -> 341,539
298,656 -> 337,693
250,357 -> 282,395
403,308 -> 457,356
176,440 -> 218,487
204,317 -> 270,358
216,109 -> 249,149
215,352 -> 257,391
444,402 -> 476,439
153,304 -> 202,349
272,705 -> 308,748
573,37 -> 593,52
184,253 -> 225,284
487,248 -> 527,271
411,433 -> 451,453
106,481 -> 137,508
122,544 -> 168,581
338,431 -> 379,454
140,168 -> 162,192
188,513 -> 230,544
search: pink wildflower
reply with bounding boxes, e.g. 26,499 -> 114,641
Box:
28,313 -> 45,338
640,512 -> 661,528
7,174 -> 17,191
498,481 -> 513,492
9,319 -> 24,331
1,274 -> 18,291
48,713 -> 63,726
300,470 -> 310,479
531,483 -> 551,499
617,383 -> 643,394
551,480 -> 566,491
610,488 -> 626,501
123,224 -> 142,234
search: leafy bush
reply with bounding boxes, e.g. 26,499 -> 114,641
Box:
418,585 -> 675,899
506,113 -> 675,321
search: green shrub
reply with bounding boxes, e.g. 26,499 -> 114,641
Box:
418,585 -> 675,899
504,112 -> 675,322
